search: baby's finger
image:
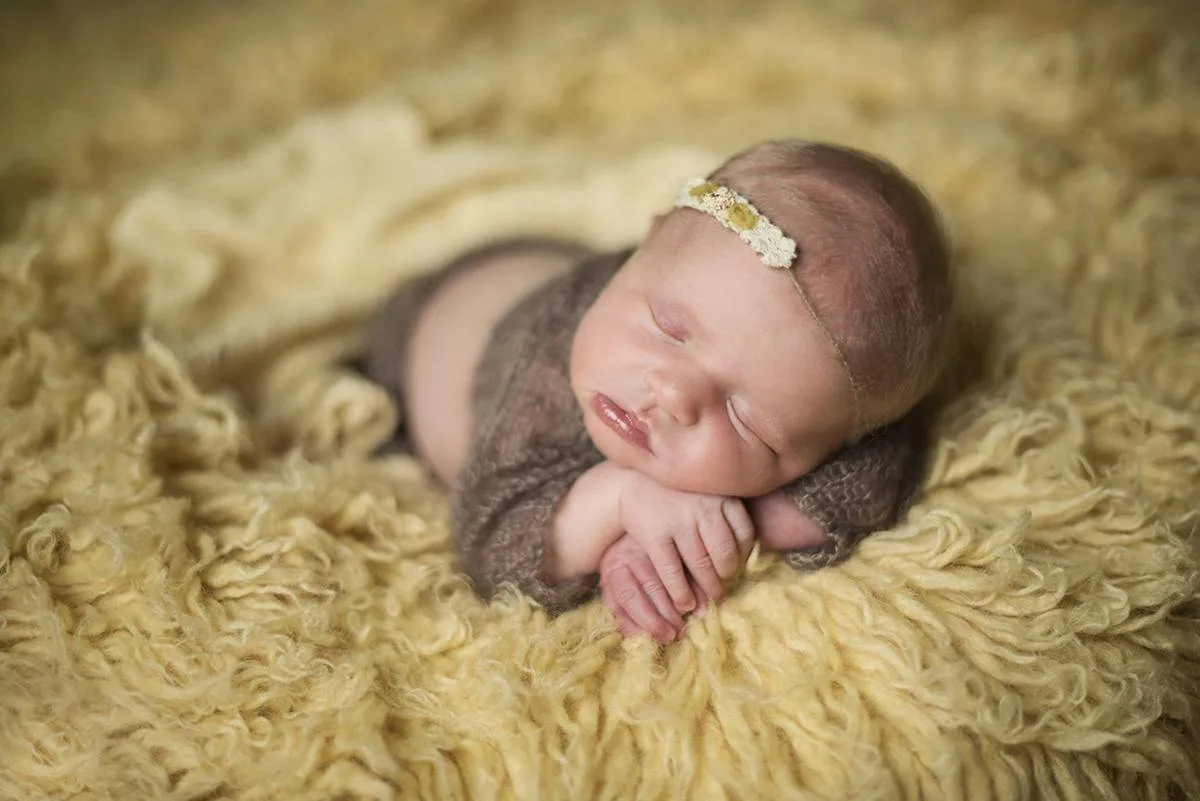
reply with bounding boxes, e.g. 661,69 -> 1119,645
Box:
675,526 -> 725,604
629,556 -> 684,629
722,498 -> 756,559
689,579 -> 710,618
649,540 -> 695,613
697,506 -> 741,581
612,566 -> 679,643
601,584 -> 641,637
612,607 -> 640,637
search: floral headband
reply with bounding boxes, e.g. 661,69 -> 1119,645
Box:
675,178 -> 865,432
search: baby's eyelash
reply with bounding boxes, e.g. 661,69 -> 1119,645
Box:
726,398 -> 752,440
728,398 -> 778,456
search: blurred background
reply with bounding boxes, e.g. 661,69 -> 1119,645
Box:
2,0 -> 1197,190
2,0 -> 1198,439
2,5 -> 1200,799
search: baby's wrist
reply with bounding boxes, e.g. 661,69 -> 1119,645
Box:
614,467 -> 657,533
547,461 -> 636,579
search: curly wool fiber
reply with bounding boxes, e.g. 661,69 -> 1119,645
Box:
2,1 -> 1200,799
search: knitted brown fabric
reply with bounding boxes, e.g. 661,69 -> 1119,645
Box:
452,252 -> 627,614
363,244 -> 925,615
777,411 -> 924,571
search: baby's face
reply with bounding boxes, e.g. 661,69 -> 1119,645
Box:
570,214 -> 854,497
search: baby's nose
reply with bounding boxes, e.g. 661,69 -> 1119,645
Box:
647,367 -> 709,426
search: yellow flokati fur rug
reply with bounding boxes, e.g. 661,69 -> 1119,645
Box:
2,1 -> 1200,798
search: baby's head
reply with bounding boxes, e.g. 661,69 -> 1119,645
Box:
570,140 -> 952,496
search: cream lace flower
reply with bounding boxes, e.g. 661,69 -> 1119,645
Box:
675,178 -> 797,268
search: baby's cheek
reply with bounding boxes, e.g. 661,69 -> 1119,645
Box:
687,454 -> 768,498
713,443 -> 777,497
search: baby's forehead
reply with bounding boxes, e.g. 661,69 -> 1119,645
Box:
648,257 -> 833,365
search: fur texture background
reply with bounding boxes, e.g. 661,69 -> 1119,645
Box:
2,1 -> 1199,798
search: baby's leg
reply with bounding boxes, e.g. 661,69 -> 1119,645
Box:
355,237 -> 592,461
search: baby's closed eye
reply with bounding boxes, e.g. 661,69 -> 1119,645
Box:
727,397 -> 777,456
648,302 -> 688,344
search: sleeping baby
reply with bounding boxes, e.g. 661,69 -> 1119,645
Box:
357,139 -> 953,643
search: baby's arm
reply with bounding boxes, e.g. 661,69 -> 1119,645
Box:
452,442 -> 615,616
756,409 -> 926,568
544,461 -> 633,581
551,463 -> 753,598
455,454 -> 739,620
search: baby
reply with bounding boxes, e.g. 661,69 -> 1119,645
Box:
358,140 -> 952,642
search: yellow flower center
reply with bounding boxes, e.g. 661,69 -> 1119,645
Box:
726,203 -> 758,231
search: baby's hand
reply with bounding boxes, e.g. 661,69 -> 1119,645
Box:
599,534 -> 709,644
619,473 -> 755,614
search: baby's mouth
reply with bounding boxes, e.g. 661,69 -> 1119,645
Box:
593,394 -> 650,452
